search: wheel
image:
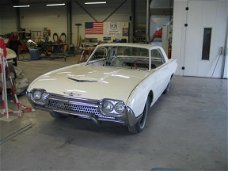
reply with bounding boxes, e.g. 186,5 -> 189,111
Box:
13,57 -> 18,66
50,111 -> 67,119
128,99 -> 149,134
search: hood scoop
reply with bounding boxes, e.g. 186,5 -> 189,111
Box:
68,75 -> 98,83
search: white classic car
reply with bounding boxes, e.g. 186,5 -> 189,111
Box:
27,43 -> 177,133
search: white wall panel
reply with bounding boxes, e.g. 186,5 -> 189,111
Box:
172,0 -> 227,78
172,0 -> 187,75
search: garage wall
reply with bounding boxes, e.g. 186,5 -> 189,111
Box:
0,7 -> 17,34
20,5 -> 67,39
72,0 -> 131,44
171,0 -> 187,76
0,0 -> 132,45
0,5 -> 67,40
172,0 -> 227,78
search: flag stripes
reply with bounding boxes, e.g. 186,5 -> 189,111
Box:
85,22 -> 103,34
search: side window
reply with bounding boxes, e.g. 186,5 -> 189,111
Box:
116,47 -> 149,57
91,47 -> 107,60
151,49 -> 165,66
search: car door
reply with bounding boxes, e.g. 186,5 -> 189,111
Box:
150,48 -> 170,102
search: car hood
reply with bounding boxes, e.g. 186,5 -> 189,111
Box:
28,65 -> 150,102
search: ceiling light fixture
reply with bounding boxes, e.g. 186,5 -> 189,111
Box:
46,3 -> 66,7
13,5 -> 30,8
84,1 -> 107,5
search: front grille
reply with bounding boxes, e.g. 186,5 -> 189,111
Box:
47,98 -> 100,116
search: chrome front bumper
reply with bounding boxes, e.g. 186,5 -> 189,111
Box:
27,92 -> 138,126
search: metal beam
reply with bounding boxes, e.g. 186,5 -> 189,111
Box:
102,0 -> 127,22
146,0 -> 150,43
16,8 -> 21,31
73,0 -> 98,22
66,0 -> 72,45
129,0 -> 135,43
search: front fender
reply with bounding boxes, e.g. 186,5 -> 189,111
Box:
126,80 -> 151,118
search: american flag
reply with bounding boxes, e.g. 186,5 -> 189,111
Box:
85,22 -> 103,34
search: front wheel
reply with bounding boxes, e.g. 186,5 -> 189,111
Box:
128,99 -> 149,134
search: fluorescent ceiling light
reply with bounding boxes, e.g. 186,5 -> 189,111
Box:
46,3 -> 65,6
13,5 -> 30,7
84,1 -> 107,5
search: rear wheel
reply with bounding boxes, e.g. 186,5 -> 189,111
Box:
50,111 -> 67,119
128,99 -> 149,134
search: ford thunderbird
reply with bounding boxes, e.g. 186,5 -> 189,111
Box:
27,43 -> 177,133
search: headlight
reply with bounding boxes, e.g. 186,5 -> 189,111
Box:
114,102 -> 125,113
102,100 -> 114,113
33,90 -> 42,100
41,92 -> 49,101
31,89 -> 49,105
101,99 -> 126,115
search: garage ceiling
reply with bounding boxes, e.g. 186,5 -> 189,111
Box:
0,0 -> 128,6
0,0 -> 64,5
0,0 -> 173,8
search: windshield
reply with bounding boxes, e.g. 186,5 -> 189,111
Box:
87,46 -> 150,70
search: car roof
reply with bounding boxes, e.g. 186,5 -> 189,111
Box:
97,43 -> 160,50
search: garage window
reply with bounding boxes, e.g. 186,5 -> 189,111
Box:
202,28 -> 212,60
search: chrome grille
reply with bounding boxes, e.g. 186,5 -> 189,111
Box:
47,98 -> 100,115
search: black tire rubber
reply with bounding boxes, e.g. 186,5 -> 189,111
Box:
128,99 -> 149,134
50,111 -> 67,119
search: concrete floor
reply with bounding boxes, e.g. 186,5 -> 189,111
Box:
0,56 -> 227,171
